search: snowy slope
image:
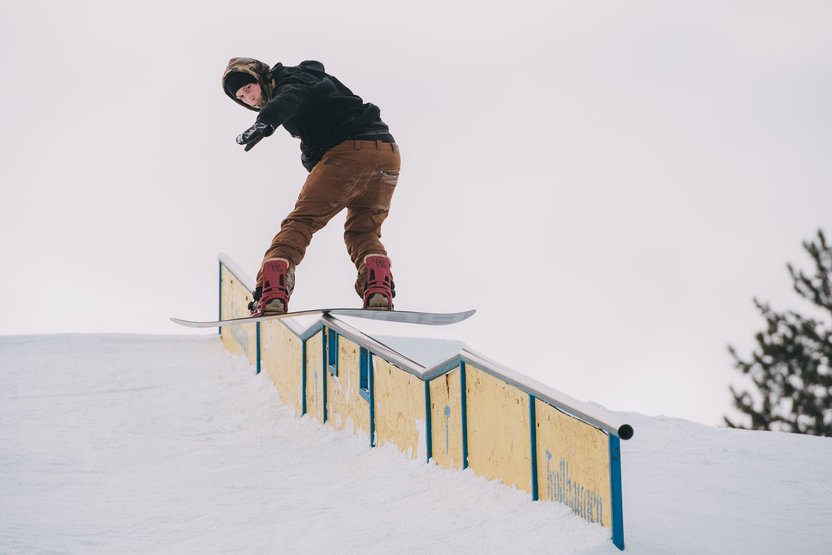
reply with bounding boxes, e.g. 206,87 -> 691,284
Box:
1,334 -> 831,554
616,413 -> 832,554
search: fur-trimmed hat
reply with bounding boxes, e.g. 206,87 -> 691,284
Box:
224,71 -> 257,96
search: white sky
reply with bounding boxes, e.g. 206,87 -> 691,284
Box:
2,0 -> 831,426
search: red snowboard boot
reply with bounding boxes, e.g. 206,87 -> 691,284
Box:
250,258 -> 292,316
363,254 -> 395,310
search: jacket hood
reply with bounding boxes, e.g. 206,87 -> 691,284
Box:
222,57 -> 274,112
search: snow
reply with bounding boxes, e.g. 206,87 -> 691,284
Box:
619,413 -> 832,554
374,335 -> 467,367
2,334 -> 831,554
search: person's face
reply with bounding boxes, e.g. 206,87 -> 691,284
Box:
236,82 -> 264,108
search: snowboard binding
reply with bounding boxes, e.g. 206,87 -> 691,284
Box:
362,255 -> 395,310
250,258 -> 292,316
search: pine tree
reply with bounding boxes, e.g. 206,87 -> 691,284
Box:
726,229 -> 832,436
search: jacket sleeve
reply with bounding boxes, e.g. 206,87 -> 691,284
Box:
256,69 -> 321,128
255,85 -> 304,128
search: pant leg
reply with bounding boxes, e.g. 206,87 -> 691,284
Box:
257,142 -> 372,287
344,142 -> 401,297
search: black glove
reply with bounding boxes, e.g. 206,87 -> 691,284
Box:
236,122 -> 275,152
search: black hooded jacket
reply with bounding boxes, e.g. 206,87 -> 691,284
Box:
223,59 -> 393,171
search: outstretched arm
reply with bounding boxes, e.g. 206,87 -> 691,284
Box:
236,82 -> 310,152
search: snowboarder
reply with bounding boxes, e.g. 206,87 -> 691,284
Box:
222,58 -> 400,316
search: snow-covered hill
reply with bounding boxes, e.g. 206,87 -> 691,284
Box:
2,334 -> 830,554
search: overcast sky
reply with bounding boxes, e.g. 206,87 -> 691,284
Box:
2,0 -> 831,426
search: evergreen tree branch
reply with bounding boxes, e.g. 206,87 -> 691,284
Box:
725,229 -> 832,436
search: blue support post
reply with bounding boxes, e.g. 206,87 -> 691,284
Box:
217,261 -> 223,336
460,361 -> 469,470
368,353 -> 375,447
327,329 -> 339,376
609,435 -> 625,550
301,340 -> 307,415
322,328 -> 328,424
359,349 -> 370,400
424,380 -> 433,464
529,394 -> 539,501
255,322 -> 261,375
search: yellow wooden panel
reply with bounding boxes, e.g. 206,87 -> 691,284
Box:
373,358 -> 425,460
219,265 -> 257,365
535,399 -> 612,528
305,331 -> 324,423
429,369 -> 463,469
465,364 -> 531,493
325,332 -> 370,437
261,320 -> 303,415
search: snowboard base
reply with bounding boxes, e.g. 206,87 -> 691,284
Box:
171,307 -> 475,328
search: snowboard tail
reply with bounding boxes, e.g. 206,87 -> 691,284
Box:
171,308 -> 475,328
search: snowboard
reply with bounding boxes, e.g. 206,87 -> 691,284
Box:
171,307 -> 476,328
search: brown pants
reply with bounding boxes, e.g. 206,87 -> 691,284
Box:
257,140 -> 401,297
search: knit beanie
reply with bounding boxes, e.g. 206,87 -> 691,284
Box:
225,72 -> 257,96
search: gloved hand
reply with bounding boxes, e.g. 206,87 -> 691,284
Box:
236,122 -> 275,152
